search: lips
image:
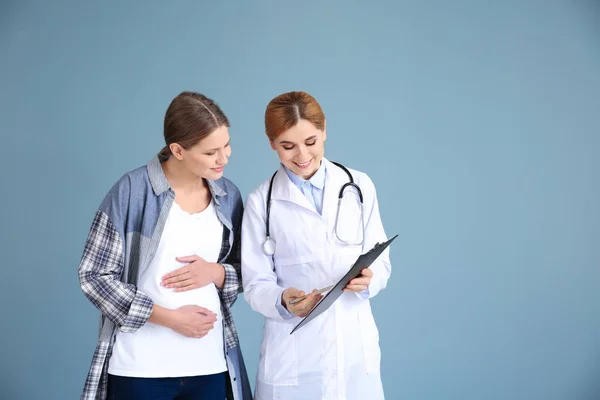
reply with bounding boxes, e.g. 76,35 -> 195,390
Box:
212,167 -> 224,173
293,159 -> 313,169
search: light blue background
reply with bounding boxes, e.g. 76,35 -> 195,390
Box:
1,1 -> 599,399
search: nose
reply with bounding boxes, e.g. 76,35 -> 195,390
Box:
296,145 -> 308,159
216,150 -> 228,166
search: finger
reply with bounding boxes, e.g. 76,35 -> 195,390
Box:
288,296 -> 310,310
302,297 -> 322,312
307,292 -> 321,303
286,292 -> 307,307
289,303 -> 306,315
161,267 -> 192,286
203,314 -> 218,323
298,294 -> 321,314
346,284 -> 366,290
174,283 -> 197,292
298,296 -> 321,317
161,267 -> 190,283
349,277 -> 370,286
289,292 -> 308,304
202,321 -> 215,329
348,277 -> 368,285
361,268 -> 374,277
191,306 -> 213,314
164,277 -> 193,288
176,255 -> 201,263
286,288 -> 302,298
344,284 -> 366,292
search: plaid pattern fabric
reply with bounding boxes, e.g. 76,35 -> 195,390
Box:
218,202 -> 243,349
79,205 -> 243,399
79,211 -> 153,331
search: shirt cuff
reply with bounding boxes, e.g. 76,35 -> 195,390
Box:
355,288 -> 371,300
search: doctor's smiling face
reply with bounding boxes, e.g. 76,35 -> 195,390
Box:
265,91 -> 327,180
271,119 -> 326,180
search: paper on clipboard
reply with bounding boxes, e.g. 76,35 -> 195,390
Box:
290,234 -> 398,334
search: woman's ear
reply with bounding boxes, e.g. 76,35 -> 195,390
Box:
170,143 -> 185,160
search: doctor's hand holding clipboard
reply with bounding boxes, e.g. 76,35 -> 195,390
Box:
241,91 -> 392,400
285,267 -> 374,310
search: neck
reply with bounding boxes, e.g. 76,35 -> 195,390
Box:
162,157 -> 208,194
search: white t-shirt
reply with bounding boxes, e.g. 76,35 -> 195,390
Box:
108,199 -> 226,377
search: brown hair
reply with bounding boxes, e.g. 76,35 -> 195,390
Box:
264,91 -> 325,140
159,91 -> 230,158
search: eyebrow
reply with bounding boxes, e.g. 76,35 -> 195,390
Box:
279,135 -> 317,145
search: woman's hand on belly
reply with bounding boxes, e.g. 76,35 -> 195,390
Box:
161,255 -> 225,291
148,304 -> 217,338
169,305 -> 217,338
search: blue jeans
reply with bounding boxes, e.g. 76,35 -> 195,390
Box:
107,372 -> 227,400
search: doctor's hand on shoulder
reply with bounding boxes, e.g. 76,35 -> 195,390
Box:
343,267 -> 373,293
160,255 -> 225,292
282,288 -> 323,318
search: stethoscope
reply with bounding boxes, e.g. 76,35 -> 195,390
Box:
262,161 -> 364,256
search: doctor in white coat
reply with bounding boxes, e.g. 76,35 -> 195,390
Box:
242,91 -> 392,400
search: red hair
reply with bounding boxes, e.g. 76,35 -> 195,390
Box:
264,91 -> 325,140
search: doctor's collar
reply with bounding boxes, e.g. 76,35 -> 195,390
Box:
283,160 -> 326,190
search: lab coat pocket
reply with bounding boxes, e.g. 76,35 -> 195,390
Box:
262,319 -> 298,386
358,308 -> 381,374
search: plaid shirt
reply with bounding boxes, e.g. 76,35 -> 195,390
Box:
78,156 -> 251,400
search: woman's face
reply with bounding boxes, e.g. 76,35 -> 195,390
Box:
270,119 -> 326,180
179,125 -> 231,180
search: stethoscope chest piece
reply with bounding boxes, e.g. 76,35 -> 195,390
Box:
263,236 -> 276,255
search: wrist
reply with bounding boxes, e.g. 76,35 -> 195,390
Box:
149,305 -> 176,329
281,289 -> 289,310
211,262 -> 225,288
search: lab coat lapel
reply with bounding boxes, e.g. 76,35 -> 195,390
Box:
270,164 -> 315,212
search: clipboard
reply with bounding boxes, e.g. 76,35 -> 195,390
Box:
290,234 -> 398,334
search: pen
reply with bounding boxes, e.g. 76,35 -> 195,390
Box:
289,285 -> 334,305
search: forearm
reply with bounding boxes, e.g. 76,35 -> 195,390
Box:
212,262 -> 226,289
244,280 -> 289,321
148,304 -> 174,328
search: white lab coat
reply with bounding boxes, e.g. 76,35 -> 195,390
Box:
242,158 -> 391,400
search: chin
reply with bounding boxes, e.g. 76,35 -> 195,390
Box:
297,168 -> 318,179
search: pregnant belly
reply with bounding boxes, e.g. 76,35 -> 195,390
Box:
154,283 -> 222,316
